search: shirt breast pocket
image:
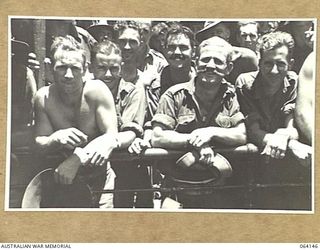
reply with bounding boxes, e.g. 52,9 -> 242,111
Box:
175,113 -> 197,133
215,113 -> 233,128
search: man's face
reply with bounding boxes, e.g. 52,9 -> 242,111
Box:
291,21 -> 313,49
238,23 -> 259,51
118,28 -> 140,62
139,22 -> 151,45
91,52 -> 122,90
208,23 -> 230,41
53,49 -> 85,94
260,45 -> 291,88
165,33 -> 193,69
197,45 -> 232,87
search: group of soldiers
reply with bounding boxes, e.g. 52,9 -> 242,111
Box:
11,19 -> 314,209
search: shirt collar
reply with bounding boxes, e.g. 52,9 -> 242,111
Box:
253,72 -> 292,99
115,78 -> 134,102
144,49 -> 154,66
184,77 -> 230,102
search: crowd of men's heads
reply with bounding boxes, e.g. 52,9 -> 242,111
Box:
49,20 -> 311,69
11,19 -> 315,89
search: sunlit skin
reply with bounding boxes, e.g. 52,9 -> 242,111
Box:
53,49 -> 86,95
238,23 -> 259,52
197,45 -> 233,89
259,45 -> 294,96
151,39 -> 246,167
118,28 -> 140,63
35,46 -> 118,164
165,33 -> 193,69
91,49 -> 145,153
91,52 -> 122,95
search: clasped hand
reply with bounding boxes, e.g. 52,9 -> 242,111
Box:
53,132 -> 116,184
261,133 -> 289,162
128,138 -> 151,154
50,127 -> 88,150
197,145 -> 215,166
188,127 -> 213,148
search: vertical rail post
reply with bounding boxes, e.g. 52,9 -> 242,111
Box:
33,19 -> 46,89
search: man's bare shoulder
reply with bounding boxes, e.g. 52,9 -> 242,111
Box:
83,79 -> 114,102
299,52 -> 314,81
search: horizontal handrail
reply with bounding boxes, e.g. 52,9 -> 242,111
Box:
12,143 -> 259,161
91,183 -> 311,194
110,143 -> 259,161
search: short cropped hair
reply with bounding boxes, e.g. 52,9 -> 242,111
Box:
165,25 -> 195,48
50,35 -> 86,66
114,20 -> 150,38
198,36 -> 233,61
257,31 -> 295,59
237,21 -> 259,29
91,40 -> 122,63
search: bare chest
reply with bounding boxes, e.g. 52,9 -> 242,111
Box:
46,97 -> 98,139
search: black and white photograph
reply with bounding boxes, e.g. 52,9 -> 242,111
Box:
7,17 -> 315,211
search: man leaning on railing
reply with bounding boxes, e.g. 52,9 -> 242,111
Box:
150,37 -> 247,209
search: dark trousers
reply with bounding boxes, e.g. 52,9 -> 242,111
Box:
112,161 -> 153,208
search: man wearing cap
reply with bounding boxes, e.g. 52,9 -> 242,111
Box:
151,36 -> 246,208
196,20 -> 258,85
236,31 -> 311,209
87,20 -> 116,42
196,21 -> 231,43
34,36 -> 118,208
90,40 -> 152,208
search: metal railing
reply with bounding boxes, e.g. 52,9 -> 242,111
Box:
11,143 -> 312,209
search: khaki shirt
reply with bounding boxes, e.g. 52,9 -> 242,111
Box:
152,78 -> 244,134
137,49 -> 168,129
151,78 -> 244,184
235,70 -> 297,147
115,79 -> 146,137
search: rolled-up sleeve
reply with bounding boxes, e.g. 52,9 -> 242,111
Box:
151,91 -> 177,130
120,87 -> 145,137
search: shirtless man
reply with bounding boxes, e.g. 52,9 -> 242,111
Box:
34,36 -> 118,208
288,52 -> 314,167
295,52 -> 314,144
